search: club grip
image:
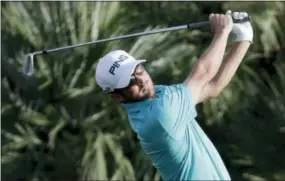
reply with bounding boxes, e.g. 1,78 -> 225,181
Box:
231,14 -> 250,23
186,14 -> 250,30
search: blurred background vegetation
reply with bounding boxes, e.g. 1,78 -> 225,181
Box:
1,1 -> 284,181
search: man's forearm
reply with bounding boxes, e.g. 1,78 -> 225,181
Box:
209,41 -> 251,94
197,31 -> 230,81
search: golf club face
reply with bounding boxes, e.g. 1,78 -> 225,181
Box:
23,53 -> 35,76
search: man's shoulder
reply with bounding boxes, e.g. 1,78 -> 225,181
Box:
156,83 -> 189,93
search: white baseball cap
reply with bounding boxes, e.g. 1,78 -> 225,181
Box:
95,50 -> 146,93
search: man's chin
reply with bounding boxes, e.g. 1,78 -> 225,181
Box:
149,86 -> 156,98
141,90 -> 157,101
134,92 -> 154,102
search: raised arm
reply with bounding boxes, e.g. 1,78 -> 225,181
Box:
184,11 -> 253,104
184,13 -> 233,104
201,41 -> 251,101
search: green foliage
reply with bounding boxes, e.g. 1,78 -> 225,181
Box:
1,1 -> 284,181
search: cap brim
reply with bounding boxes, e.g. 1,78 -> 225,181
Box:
116,59 -> 146,89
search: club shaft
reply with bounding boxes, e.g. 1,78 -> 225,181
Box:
32,21 -> 209,56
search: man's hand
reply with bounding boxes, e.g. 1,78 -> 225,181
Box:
184,13 -> 233,104
227,10 -> 253,42
210,12 -> 233,35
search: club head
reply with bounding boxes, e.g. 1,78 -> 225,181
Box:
23,53 -> 35,76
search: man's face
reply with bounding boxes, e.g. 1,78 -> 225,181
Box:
113,64 -> 156,103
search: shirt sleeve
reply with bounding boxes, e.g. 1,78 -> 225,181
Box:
156,83 -> 197,139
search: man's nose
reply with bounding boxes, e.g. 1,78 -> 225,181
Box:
135,74 -> 145,86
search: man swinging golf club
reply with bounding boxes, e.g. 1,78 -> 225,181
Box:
95,10 -> 253,180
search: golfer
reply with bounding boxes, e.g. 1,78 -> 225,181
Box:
95,10 -> 253,180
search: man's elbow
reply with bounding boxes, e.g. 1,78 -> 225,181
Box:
196,83 -> 222,104
209,90 -> 220,98
207,84 -> 223,99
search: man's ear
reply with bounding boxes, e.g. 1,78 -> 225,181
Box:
110,92 -> 125,102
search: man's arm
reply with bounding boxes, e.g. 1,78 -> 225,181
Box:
196,41 -> 251,102
185,11 -> 253,104
184,13 -> 233,104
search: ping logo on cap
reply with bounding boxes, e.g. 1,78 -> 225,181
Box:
109,54 -> 128,75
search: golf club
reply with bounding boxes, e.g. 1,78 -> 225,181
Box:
23,15 -> 250,76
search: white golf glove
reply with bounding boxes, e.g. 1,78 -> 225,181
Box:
226,10 -> 253,43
